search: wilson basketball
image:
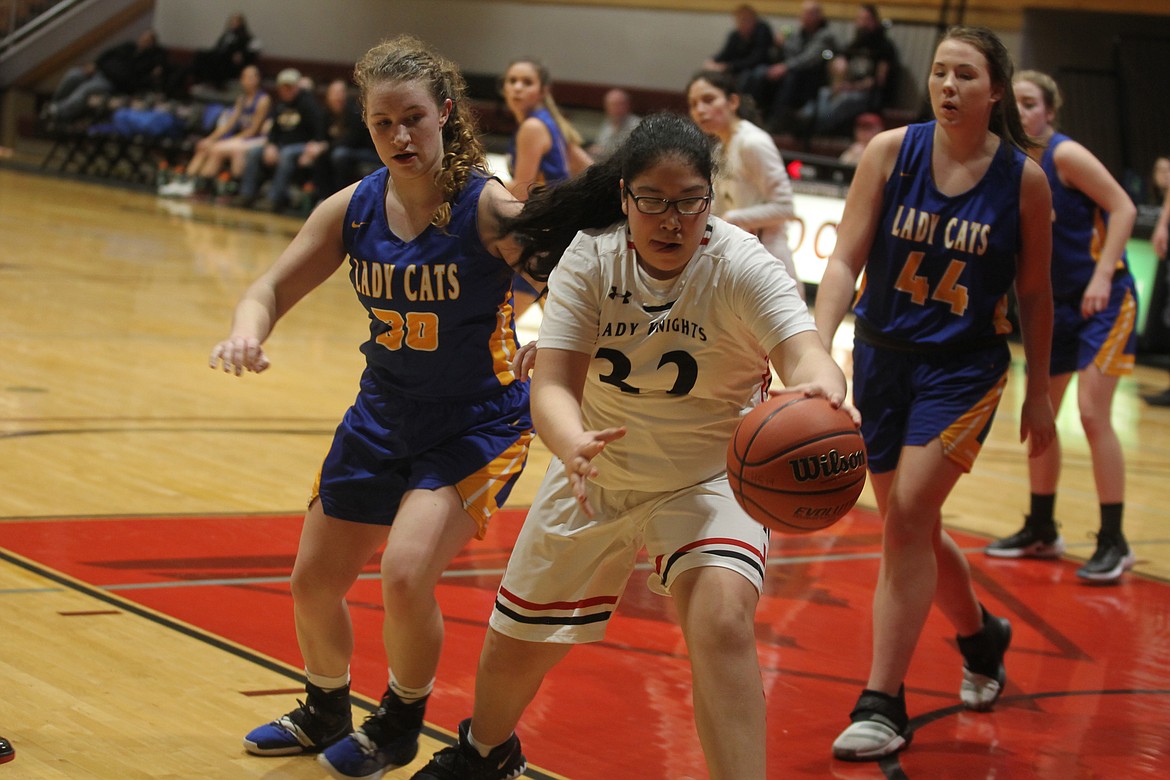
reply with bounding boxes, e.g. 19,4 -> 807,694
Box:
727,391 -> 867,533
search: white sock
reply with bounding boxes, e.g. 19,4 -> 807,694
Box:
466,725 -> 500,759
388,672 -> 434,704
306,668 -> 350,692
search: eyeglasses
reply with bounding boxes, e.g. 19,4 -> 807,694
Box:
624,186 -> 711,216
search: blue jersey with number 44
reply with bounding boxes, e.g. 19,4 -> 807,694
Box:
854,122 -> 1026,347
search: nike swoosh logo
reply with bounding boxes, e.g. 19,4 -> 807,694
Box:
351,221 -> 367,229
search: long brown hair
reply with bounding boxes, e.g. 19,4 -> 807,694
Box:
937,26 -> 1034,153
354,35 -> 487,228
502,57 -> 585,147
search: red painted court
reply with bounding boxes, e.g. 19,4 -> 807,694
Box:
4,506 -> 1168,778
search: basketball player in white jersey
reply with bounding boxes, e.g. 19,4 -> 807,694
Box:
412,113 -> 854,780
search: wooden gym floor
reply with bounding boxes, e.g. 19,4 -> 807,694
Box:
1,165 -> 1169,778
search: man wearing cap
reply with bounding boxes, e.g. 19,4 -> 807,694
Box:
236,67 -> 326,212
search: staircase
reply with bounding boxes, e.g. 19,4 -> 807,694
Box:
0,0 -> 154,147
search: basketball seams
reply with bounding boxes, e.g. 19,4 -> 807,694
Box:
727,390 -> 866,534
740,429 -> 863,467
737,475 -> 866,496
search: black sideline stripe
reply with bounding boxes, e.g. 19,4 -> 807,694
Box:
0,549 -> 567,778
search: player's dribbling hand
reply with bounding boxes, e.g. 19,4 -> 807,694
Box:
209,337 -> 270,375
565,426 -> 626,517
774,383 -> 861,427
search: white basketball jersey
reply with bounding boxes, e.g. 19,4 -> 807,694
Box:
538,217 -> 814,491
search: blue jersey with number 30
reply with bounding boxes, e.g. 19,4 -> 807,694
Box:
853,122 -> 1026,347
343,169 -> 521,401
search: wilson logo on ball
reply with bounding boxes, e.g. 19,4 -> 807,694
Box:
789,448 -> 867,482
726,391 -> 867,534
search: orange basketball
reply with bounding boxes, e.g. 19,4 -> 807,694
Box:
727,391 -> 867,533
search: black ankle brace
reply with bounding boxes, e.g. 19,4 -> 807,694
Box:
849,685 -> 908,731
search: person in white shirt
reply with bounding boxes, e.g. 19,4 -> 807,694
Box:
411,113 -> 853,780
688,69 -> 804,299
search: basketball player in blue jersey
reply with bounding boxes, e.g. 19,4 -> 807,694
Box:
501,58 -> 592,317
412,113 -> 853,780
208,36 -> 537,780
984,71 -> 1138,582
815,27 -> 1057,761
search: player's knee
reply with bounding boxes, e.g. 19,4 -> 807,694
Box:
881,506 -> 936,550
689,610 -> 756,662
289,563 -> 348,605
379,562 -> 431,612
1078,406 -> 1113,439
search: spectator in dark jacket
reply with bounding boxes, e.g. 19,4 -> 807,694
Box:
191,12 -> 256,87
236,68 -> 326,212
703,5 -> 775,91
797,4 -> 899,135
306,79 -> 379,202
44,29 -> 169,122
741,0 -> 838,132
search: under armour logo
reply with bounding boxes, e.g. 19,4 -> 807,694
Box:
608,286 -> 632,304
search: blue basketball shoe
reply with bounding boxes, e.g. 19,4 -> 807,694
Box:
243,682 -> 352,756
318,689 -> 426,779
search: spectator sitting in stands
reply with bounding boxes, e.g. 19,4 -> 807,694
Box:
741,0 -> 837,133
160,64 -> 271,198
838,110 -> 883,166
315,78 -> 379,199
306,79 -> 380,206
234,68 -> 326,213
797,4 -> 898,136
191,12 -> 257,88
43,29 -> 169,124
703,4 -> 776,92
586,88 -> 641,161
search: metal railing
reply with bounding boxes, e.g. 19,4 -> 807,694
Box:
1,0 -> 79,55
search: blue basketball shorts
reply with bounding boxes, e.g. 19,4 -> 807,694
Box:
852,340 -> 1010,475
1050,275 -> 1137,377
311,370 -> 533,537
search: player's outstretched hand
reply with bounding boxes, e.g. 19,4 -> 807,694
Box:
565,426 -> 626,517
209,337 -> 270,376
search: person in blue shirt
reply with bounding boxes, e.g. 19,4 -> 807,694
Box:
209,35 -> 537,780
500,57 -> 592,317
815,26 -> 1056,762
984,70 -> 1138,582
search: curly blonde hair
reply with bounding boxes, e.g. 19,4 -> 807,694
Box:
354,35 -> 488,229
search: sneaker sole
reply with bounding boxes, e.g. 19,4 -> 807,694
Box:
1076,551 -> 1137,582
243,724 -> 352,757
242,740 -> 309,757
316,739 -> 419,780
832,734 -> 910,762
984,540 -> 1065,559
